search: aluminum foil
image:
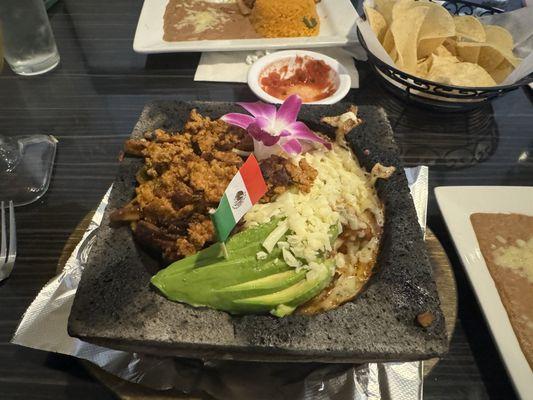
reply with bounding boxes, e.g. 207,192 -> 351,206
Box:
12,166 -> 429,400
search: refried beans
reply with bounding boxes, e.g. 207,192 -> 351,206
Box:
470,212 -> 533,370
163,0 -> 259,41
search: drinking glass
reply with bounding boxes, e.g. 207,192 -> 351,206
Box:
0,0 -> 60,75
0,28 -> 4,73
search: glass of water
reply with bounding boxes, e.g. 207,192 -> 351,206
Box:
0,29 -> 4,73
0,0 -> 60,76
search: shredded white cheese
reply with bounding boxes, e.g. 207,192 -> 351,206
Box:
173,7 -> 229,35
495,235 -> 508,244
245,144 -> 383,269
282,248 -> 302,268
262,219 -> 289,253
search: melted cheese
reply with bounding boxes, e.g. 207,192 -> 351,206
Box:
173,7 -> 229,34
245,144 -> 383,268
493,237 -> 533,282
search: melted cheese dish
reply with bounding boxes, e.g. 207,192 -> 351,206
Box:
245,143 -> 387,313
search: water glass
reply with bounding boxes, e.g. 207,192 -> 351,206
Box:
0,29 -> 4,72
0,0 -> 60,76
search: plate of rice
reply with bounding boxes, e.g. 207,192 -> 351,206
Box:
133,0 -> 359,53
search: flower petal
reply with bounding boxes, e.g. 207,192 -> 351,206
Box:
275,95 -> 302,127
254,116 -> 271,130
285,121 -> 332,150
280,138 -> 303,155
237,101 -> 277,121
221,113 -> 255,129
248,123 -> 280,146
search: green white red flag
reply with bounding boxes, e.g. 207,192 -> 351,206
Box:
211,154 -> 267,242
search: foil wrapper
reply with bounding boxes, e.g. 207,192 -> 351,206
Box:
12,166 -> 429,400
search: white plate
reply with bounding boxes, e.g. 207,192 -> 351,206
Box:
435,186 -> 533,400
133,0 -> 359,53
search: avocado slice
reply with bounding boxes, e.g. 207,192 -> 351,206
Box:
153,219 -> 281,281
217,269 -> 306,293
233,260 -> 334,317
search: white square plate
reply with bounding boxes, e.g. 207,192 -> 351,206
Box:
435,186 -> 533,400
133,0 -> 359,53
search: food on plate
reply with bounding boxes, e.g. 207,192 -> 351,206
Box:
114,95 -> 395,317
259,55 -> 338,102
250,0 -> 319,38
163,0 -> 320,41
364,0 -> 521,86
470,213 -> 533,369
163,0 -> 259,41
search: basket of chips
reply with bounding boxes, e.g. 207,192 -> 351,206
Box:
357,0 -> 533,110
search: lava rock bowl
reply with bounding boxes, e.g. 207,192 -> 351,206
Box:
68,100 -> 448,363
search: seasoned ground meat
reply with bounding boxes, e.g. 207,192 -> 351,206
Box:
260,156 -> 318,202
111,109 -> 321,263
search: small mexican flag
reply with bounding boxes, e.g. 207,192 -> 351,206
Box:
211,154 -> 267,243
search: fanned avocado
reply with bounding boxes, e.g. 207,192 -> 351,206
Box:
151,220 -> 338,317
235,260 -> 335,317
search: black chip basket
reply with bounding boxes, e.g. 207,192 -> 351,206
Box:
357,0 -> 533,111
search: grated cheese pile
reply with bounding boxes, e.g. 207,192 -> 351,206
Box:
244,144 -> 383,269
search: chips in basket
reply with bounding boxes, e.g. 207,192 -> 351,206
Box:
365,0 -> 521,87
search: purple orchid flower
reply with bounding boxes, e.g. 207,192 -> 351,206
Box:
221,95 -> 331,160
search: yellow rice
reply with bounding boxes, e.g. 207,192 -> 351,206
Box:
250,0 -> 320,38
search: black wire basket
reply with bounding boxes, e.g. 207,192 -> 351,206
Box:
357,0 -> 533,111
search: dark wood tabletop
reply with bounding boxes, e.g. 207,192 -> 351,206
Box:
1,1 -> 532,399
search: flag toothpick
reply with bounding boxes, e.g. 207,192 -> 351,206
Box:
210,154 -> 267,256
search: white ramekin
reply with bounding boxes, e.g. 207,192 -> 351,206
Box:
247,50 -> 351,105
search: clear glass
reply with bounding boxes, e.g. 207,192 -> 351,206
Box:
0,0 -> 60,76
0,135 -> 57,206
0,28 -> 4,72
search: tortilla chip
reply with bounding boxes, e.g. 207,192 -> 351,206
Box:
373,0 -> 397,25
433,44 -> 455,58
392,0 -> 429,20
430,53 -> 460,68
483,24 -> 520,68
477,45 -> 506,72
488,59 -> 514,84
365,5 -> 388,42
454,15 -> 485,42
416,57 -> 432,77
484,24 -> 514,50
382,28 -> 395,53
418,38 -> 447,59
426,61 -> 496,87
456,42 -> 481,64
417,2 -> 455,58
442,38 -> 457,56
391,5 -> 429,74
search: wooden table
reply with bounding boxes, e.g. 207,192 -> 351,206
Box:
1,1 -> 531,399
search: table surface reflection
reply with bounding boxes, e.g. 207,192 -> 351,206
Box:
0,1 -> 532,399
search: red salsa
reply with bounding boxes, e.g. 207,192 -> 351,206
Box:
260,56 -> 338,102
